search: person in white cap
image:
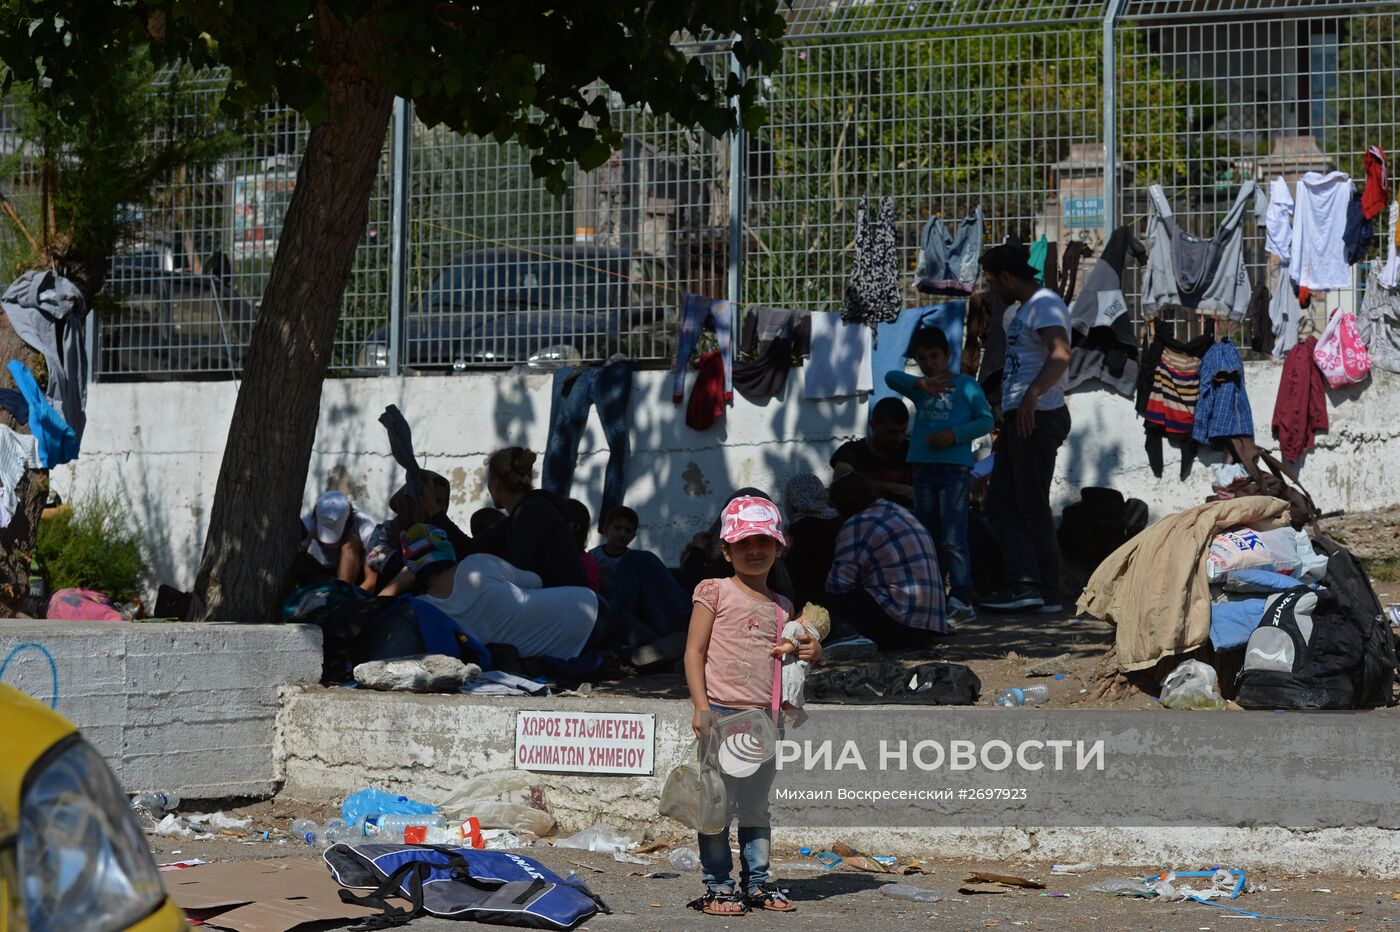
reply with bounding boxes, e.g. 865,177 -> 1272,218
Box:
300,490 -> 378,587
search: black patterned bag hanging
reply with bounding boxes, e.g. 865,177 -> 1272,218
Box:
842,196 -> 903,328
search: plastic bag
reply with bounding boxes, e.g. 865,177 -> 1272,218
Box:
341,788 -> 438,827
1159,659 -> 1225,710
1314,308 -> 1371,388
438,770 -> 557,837
659,736 -> 728,834
553,822 -> 638,853
1206,527 -> 1303,581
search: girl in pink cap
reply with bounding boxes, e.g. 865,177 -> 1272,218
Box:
682,494 -> 821,916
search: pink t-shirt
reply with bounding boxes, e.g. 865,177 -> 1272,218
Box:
693,577 -> 796,710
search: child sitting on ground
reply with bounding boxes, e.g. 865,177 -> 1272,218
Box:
884,327 -> 994,625
683,495 -> 820,916
588,505 -> 638,587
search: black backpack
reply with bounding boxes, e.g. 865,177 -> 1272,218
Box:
1311,533 -> 1398,708
1235,588 -> 1364,710
1057,487 -> 1149,571
304,596 -> 428,685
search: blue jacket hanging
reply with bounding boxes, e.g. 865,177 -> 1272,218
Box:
7,360 -> 77,467
1192,339 -> 1254,446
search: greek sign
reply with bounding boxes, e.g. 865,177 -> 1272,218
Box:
515,710 -> 655,775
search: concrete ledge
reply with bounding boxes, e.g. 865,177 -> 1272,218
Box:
0,621 -> 321,798
279,688 -> 1400,877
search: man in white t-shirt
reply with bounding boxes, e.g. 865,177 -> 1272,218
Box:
976,243 -> 1073,614
300,490 -> 377,587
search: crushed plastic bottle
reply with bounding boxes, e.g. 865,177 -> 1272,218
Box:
668,848 -> 699,871
994,686 -> 1049,707
132,792 -> 180,813
322,818 -> 352,846
290,819 -> 320,845
879,883 -> 943,903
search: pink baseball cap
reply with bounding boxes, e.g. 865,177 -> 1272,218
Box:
720,495 -> 786,547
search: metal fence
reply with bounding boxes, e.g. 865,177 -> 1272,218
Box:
74,0 -> 1400,378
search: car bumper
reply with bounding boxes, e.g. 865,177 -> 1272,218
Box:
126,896 -> 188,931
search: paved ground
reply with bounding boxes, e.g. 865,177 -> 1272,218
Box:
151,825 -> 1400,931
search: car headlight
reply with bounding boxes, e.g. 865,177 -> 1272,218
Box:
526,344 -> 582,370
358,341 -> 389,369
18,737 -> 166,932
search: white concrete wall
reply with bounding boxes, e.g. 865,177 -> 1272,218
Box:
279,688 -> 1400,876
0,621 -> 322,798
58,364 -> 1400,595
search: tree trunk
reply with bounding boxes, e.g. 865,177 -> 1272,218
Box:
189,8 -> 393,622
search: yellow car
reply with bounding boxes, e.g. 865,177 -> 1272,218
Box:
0,684 -> 186,931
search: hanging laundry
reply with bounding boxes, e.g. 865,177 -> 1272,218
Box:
0,425 -> 39,528
1358,263 -> 1400,373
0,388 -> 28,427
1142,181 -> 1262,321
1272,337 -> 1328,464
1343,188 -> 1374,265
1290,170 -> 1353,290
1246,282 -> 1272,355
686,351 -> 726,431
1265,175 -> 1294,264
868,303 -> 965,407
671,292 -> 733,404
1362,145 -> 1389,221
842,197 -> 902,329
1057,241 -> 1092,302
1381,199 -> 1400,289
733,306 -> 810,404
914,206 -> 983,295
6,360 -> 77,468
1136,321 -> 1211,479
1192,340 -> 1253,447
804,313 -> 873,399
1313,306 -> 1371,388
968,291 -> 1011,402
1065,227 -> 1146,399
0,270 -> 88,443
1028,235 -> 1049,284
542,360 -> 633,521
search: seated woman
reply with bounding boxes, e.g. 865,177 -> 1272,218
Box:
403,524 -> 680,666
469,446 -> 589,589
368,471 -> 470,595
781,473 -> 845,614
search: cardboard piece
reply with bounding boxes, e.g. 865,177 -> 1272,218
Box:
165,858 -> 387,932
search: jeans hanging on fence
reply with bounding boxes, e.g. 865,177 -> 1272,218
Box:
672,293 -> 734,404
542,361 -> 633,529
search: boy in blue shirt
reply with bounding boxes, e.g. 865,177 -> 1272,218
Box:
884,327 -> 994,622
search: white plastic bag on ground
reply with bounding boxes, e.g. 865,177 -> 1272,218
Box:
1159,659 -> 1225,710
437,771 -> 557,837
553,822 -> 637,853
1206,527 -> 1304,581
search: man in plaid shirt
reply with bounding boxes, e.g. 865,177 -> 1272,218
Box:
824,473 -> 948,650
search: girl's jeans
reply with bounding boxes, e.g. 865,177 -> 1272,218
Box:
697,704 -> 775,893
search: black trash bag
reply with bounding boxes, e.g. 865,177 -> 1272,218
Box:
807,661 -> 980,705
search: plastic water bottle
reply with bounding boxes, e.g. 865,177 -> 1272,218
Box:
290,819 -> 320,845
323,818 -> 352,846
668,848 -> 699,871
359,813 -> 447,842
132,792 -> 180,813
994,686 -> 1049,707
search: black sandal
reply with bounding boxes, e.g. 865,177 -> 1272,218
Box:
748,884 -> 797,911
687,888 -> 750,916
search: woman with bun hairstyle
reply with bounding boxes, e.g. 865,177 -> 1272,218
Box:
473,446 -> 589,589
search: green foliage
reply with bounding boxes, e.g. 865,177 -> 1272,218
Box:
0,0 -> 786,196
744,6 -> 1220,308
0,44 -> 246,298
1334,9 -> 1400,179
36,491 -> 146,602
